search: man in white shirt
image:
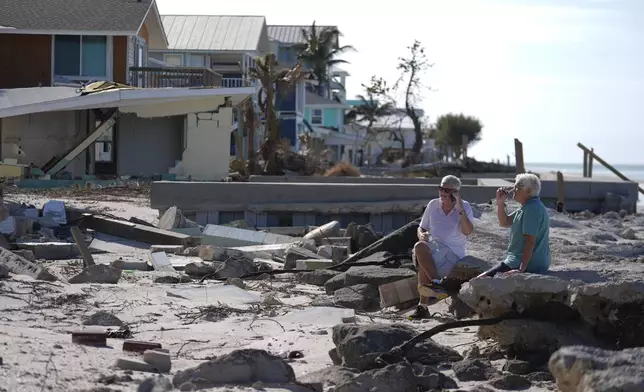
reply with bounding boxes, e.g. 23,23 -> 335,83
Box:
409,175 -> 475,320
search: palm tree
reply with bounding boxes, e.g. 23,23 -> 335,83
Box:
249,53 -> 308,174
295,21 -> 355,98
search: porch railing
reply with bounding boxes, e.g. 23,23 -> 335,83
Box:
129,67 -> 223,88
221,77 -> 252,88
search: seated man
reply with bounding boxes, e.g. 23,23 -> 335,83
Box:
410,175 -> 475,319
477,173 -> 551,278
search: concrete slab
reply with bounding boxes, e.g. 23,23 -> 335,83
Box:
15,242 -> 79,260
202,225 -> 293,247
166,285 -> 262,305
295,259 -> 333,270
89,233 -> 150,254
149,252 -> 175,273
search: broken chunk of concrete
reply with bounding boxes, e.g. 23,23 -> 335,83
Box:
298,269 -> 341,286
303,221 -> 341,246
158,206 -> 199,231
143,350 -> 171,373
149,252 -> 175,273
324,266 -> 416,295
331,323 -> 462,371
116,358 -> 157,373
295,258 -> 333,270
317,245 -> 348,263
184,261 -> 221,277
172,349 -> 296,387
137,376 -> 173,392
150,245 -> 184,254
284,245 -> 322,270
214,257 -> 257,278
202,224 -> 294,247
343,218 -> 419,264
0,264 -> 9,279
0,247 -> 56,281
69,264 -> 121,284
111,259 -> 150,271
333,284 -> 379,311
12,249 -> 35,262
15,242 -> 79,260
549,346 -> 644,392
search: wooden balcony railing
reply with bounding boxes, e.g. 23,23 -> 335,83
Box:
128,67 -> 222,88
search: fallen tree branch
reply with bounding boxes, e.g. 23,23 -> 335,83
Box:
376,313 -> 523,366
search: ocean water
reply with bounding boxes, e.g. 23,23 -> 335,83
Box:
526,162 -> 644,182
526,162 -> 644,208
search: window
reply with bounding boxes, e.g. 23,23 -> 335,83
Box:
311,109 -> 323,125
54,35 -> 108,78
189,54 -> 205,67
164,54 -> 183,66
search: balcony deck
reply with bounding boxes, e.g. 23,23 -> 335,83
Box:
129,67 -> 223,88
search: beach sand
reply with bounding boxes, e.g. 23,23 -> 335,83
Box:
1,188 -> 644,391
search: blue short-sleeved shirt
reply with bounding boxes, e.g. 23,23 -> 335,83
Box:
504,197 -> 551,272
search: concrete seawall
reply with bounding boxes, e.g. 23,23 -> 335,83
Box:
149,177 -> 640,233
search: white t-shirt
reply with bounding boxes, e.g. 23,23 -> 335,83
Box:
419,198 -> 474,259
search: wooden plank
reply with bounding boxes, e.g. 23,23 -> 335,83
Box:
70,226 -> 95,268
47,114 -> 116,176
577,143 -> 644,195
582,151 -> 588,177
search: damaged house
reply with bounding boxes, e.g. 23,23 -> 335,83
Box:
0,0 -> 254,184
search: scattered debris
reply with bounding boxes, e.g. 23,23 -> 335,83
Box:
69,264 -> 122,284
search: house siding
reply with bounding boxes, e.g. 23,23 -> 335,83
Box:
305,107 -> 343,129
0,34 -> 51,88
113,36 -> 128,84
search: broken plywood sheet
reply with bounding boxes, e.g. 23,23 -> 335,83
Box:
166,285 -> 261,306
276,307 -> 355,327
202,225 -> 294,248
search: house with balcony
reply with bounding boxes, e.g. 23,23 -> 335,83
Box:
0,0 -> 254,183
267,24 -> 355,159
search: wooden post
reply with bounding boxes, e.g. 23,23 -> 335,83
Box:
507,154 -> 510,166
577,142 -> 644,195
70,226 -> 95,268
582,151 -> 588,177
588,148 -> 594,178
556,171 -> 565,213
514,138 -> 525,174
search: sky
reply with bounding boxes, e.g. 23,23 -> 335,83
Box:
157,0 -> 644,164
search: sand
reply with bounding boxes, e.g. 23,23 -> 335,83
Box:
1,188 -> 644,391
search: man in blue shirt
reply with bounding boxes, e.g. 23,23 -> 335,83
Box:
477,173 -> 551,277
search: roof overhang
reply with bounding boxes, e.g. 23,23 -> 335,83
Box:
139,0 -> 168,49
0,28 -> 137,36
0,87 -> 255,119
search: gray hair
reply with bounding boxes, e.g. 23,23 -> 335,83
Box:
441,175 -> 462,190
515,173 -> 541,196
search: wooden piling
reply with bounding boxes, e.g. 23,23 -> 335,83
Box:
582,151 -> 588,177
588,148 -> 594,178
514,139 -> 525,174
577,142 -> 644,195
556,171 -> 565,213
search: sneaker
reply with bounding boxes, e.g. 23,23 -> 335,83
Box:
417,284 -> 449,301
408,305 -> 431,320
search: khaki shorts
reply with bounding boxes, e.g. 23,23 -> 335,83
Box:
414,238 -> 461,279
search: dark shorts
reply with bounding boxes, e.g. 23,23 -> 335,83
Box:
483,261 -> 512,277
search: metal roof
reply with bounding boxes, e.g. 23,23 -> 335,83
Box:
0,0 -> 154,32
305,91 -> 347,107
267,25 -> 337,45
161,15 -> 266,51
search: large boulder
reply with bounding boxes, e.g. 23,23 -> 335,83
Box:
330,323 -> 462,371
549,346 -> 644,392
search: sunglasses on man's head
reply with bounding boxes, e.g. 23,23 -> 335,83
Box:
439,186 -> 457,194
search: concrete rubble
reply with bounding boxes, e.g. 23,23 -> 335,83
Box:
1,187 -> 644,391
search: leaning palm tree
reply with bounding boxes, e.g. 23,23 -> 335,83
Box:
249,53 -> 308,174
295,21 -> 355,98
